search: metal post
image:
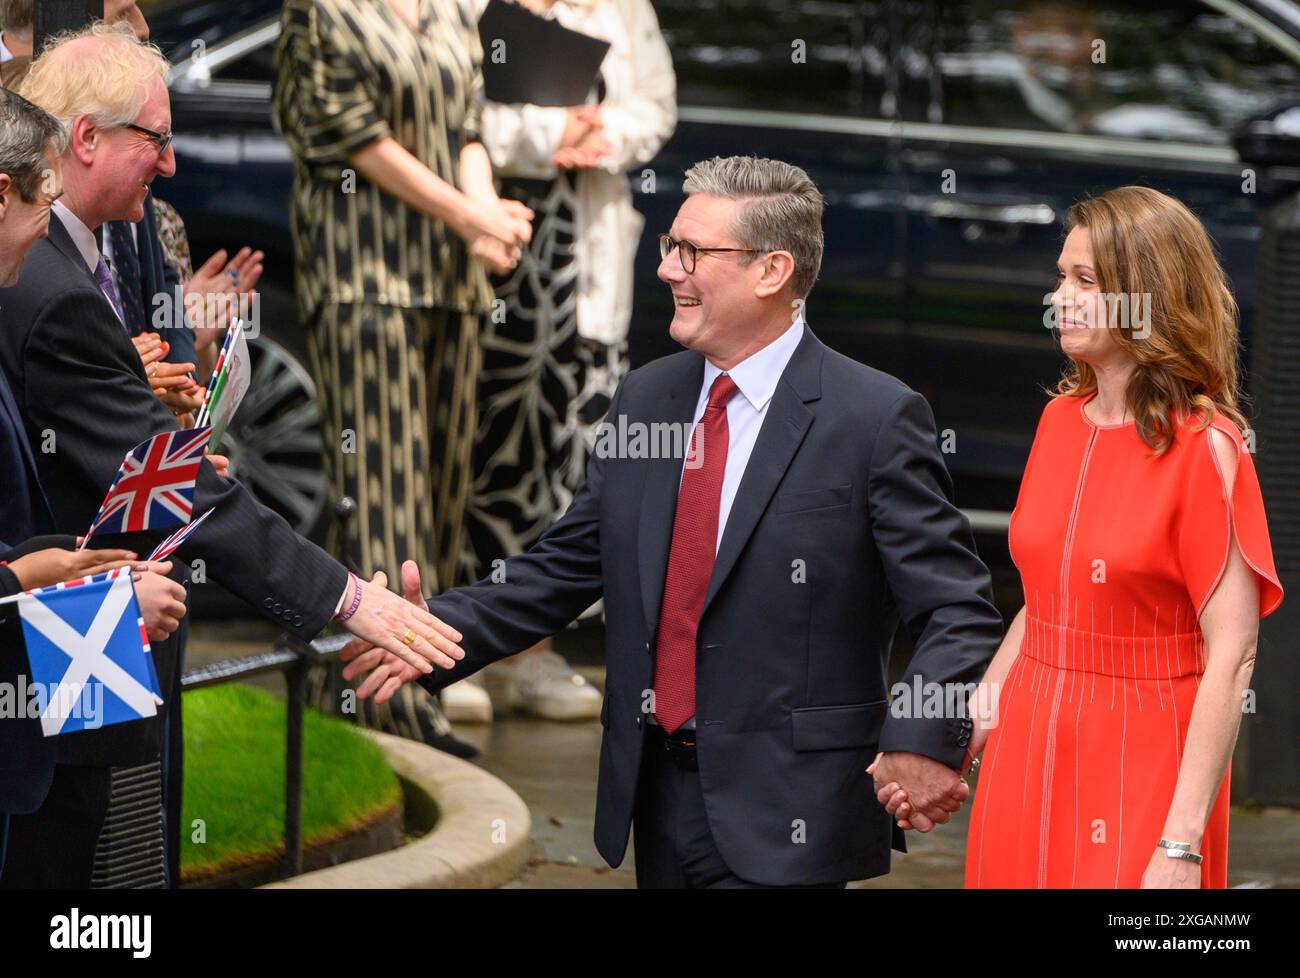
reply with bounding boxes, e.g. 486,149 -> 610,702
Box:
33,1 -> 101,54
282,653 -> 308,876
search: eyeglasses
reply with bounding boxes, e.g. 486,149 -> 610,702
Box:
123,122 -> 173,157
658,233 -> 760,274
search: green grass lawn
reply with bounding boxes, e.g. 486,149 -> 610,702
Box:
181,684 -> 402,879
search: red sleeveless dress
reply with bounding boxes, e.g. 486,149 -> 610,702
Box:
965,393 -> 1283,888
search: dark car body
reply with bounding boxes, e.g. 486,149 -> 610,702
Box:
148,0 -> 1300,533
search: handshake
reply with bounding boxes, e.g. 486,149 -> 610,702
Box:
332,560 -> 461,704
334,558 -> 986,836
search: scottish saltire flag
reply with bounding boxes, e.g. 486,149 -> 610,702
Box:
82,426 -> 212,543
17,569 -> 162,737
147,506 -> 215,562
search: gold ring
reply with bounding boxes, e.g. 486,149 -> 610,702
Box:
400,629 -> 417,646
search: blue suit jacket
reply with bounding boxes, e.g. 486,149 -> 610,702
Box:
417,328 -> 1004,886
0,363 -> 58,816
0,361 -> 52,545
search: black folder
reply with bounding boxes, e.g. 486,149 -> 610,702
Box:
477,0 -> 611,106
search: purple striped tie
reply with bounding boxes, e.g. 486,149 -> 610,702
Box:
93,255 -> 128,331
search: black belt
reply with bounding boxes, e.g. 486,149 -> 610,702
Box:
646,721 -> 698,771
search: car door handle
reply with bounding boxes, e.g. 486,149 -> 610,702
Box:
926,200 -> 1057,225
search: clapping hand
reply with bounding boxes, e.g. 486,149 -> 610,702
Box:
187,246 -> 265,347
335,563 -> 464,692
868,751 -> 969,832
132,333 -> 203,421
339,560 -> 439,704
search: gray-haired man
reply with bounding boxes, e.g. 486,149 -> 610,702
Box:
341,155 -> 1005,888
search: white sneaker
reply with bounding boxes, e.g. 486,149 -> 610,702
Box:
440,675 -> 494,724
494,651 -> 602,721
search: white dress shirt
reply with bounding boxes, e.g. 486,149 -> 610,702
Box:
52,200 -> 124,326
0,34 -> 15,64
656,315 -> 805,730
683,315 -> 806,554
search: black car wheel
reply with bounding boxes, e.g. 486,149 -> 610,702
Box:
220,330 -> 329,543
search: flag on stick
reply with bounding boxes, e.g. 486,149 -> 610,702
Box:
81,426 -> 212,545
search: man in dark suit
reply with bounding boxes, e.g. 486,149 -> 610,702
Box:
0,84 -> 189,876
0,84 -> 65,873
342,156 -> 1006,888
0,28 -> 466,887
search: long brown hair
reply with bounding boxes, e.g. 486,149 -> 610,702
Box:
1053,186 -> 1247,455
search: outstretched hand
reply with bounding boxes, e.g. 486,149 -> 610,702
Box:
335,563 -> 463,689
338,560 -> 444,704
868,751 -> 969,832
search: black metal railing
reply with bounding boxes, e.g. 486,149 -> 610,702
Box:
180,631 -> 353,877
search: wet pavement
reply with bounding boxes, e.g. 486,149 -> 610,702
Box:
186,619 -> 1299,889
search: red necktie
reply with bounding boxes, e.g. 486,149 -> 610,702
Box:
653,373 -> 740,733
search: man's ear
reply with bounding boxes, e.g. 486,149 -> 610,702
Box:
753,249 -> 796,299
69,115 -> 99,167
0,173 -> 10,221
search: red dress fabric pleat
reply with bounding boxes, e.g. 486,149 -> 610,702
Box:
965,394 -> 1283,888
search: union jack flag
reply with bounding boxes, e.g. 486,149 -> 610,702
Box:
146,506 -> 216,562
83,427 -> 213,543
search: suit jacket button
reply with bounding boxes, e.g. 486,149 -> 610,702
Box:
293,615 -> 303,627
263,598 -> 274,609
636,716 -> 643,728
273,603 -> 282,614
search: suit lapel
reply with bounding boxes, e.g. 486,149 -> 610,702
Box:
701,329 -> 824,618
637,355 -> 704,639
636,329 -> 827,641
48,212 -> 102,292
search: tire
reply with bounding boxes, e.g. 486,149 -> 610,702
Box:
219,280 -> 329,545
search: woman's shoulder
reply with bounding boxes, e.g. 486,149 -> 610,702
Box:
1174,408 -> 1247,457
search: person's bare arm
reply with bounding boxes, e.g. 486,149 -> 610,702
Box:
349,137 -> 475,233
347,137 -> 530,273
1141,429 -> 1259,888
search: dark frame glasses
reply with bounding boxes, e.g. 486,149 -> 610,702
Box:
658,233 -> 761,274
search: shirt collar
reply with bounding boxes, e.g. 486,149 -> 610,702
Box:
702,315 -> 806,412
52,200 -> 102,275
0,35 -> 14,64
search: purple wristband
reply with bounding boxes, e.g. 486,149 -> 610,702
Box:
335,572 -> 362,622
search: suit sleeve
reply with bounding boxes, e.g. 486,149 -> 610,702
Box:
23,289 -> 347,640
0,562 -> 19,599
417,380 -> 623,693
0,535 -> 77,611
868,391 -> 1005,770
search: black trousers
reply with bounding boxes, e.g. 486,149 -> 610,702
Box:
0,763 -> 111,888
631,731 -> 848,890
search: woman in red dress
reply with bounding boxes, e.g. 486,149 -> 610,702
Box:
891,186 -> 1283,887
